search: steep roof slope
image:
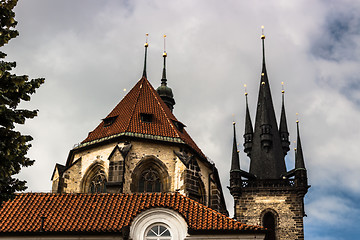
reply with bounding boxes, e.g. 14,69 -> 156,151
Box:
0,193 -> 264,234
81,77 -> 204,158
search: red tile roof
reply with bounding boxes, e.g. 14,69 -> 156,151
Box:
0,192 -> 263,234
81,77 -> 205,158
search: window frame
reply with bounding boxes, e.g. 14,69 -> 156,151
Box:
130,208 -> 188,240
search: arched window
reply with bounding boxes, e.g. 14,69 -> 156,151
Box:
89,170 -> 107,193
139,168 -> 162,192
81,162 -> 107,193
263,212 -> 276,240
130,156 -> 170,193
145,224 -> 171,240
130,208 -> 188,240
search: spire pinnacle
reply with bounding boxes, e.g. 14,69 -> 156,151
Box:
231,122 -> 241,171
248,28 -> 287,179
156,34 -> 175,112
244,84 -> 253,156
295,116 -> 305,169
261,26 -> 266,71
279,82 -> 290,155
162,34 -> 167,82
142,33 -> 149,78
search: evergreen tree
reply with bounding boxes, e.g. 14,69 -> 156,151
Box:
0,0 -> 44,204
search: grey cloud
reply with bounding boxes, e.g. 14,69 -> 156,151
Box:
6,0 -> 360,238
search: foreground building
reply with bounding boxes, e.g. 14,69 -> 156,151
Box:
0,33 -> 309,240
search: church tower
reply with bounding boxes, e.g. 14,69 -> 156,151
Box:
51,36 -> 228,216
229,30 -> 310,239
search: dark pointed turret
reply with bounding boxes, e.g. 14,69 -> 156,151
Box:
295,120 -> 305,170
294,119 -> 309,218
248,30 -> 287,179
229,122 -> 242,211
231,122 -> 241,172
243,90 -> 253,156
156,35 -> 176,112
279,84 -> 290,155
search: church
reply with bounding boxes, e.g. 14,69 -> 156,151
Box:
0,32 -> 309,240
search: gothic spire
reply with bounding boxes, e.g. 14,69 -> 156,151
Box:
279,83 -> 290,155
243,87 -> 253,156
142,33 -> 149,78
295,120 -> 305,169
156,34 -> 175,112
248,27 -> 287,179
231,122 -> 241,172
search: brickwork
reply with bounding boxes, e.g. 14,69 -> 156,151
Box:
235,187 -> 305,240
183,158 -> 206,204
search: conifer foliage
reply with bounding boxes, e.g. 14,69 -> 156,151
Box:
0,0 -> 44,204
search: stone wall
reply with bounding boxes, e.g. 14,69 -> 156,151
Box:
53,138 -> 227,213
236,188 -> 305,240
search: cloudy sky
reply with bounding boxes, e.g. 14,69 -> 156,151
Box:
4,0 -> 360,239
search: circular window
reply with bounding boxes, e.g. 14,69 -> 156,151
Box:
145,224 -> 171,240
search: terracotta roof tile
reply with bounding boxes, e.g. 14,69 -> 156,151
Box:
80,77 -> 205,158
0,193 -> 263,234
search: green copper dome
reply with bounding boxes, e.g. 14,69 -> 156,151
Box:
157,80 -> 175,112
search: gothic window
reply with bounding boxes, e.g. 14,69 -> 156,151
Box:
89,170 -> 107,193
145,225 -> 171,240
130,156 -> 170,193
139,168 -> 162,192
263,212 -> 276,240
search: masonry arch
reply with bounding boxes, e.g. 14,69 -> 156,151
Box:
81,161 -> 107,193
130,155 -> 170,193
260,208 -> 279,240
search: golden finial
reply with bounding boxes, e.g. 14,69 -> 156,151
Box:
261,26 -> 265,39
144,33 -> 149,47
244,84 -> 248,96
233,121 -> 236,125
296,113 -> 299,123
281,82 -> 285,94
261,81 -> 265,85
261,73 -> 264,76
163,34 -> 167,57
123,88 -> 127,92
293,140 -> 297,151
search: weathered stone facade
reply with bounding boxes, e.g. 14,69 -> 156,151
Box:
52,138 -> 227,215
235,181 -> 306,240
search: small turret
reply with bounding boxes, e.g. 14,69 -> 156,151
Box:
295,120 -> 308,187
295,120 -> 305,170
231,122 -> 241,172
229,122 -> 242,212
279,83 -> 290,155
156,35 -> 175,112
243,87 -> 253,156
